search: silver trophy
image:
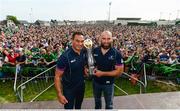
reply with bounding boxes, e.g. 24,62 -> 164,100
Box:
84,38 -> 94,76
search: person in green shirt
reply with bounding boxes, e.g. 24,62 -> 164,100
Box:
41,48 -> 56,67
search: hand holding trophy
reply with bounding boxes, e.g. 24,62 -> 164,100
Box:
84,38 -> 94,76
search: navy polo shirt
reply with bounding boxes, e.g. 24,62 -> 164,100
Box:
56,47 -> 86,89
93,47 -> 123,85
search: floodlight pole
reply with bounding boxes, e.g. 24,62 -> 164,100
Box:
108,2 -> 112,22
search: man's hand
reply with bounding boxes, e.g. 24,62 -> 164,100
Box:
57,93 -> 68,105
84,67 -> 89,77
94,68 -> 104,77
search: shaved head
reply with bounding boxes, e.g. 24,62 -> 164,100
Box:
100,31 -> 113,50
101,31 -> 112,39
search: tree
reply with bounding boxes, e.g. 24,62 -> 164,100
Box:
34,20 -> 41,26
50,19 -> 58,26
6,15 -> 20,25
0,20 -> 7,25
176,20 -> 180,25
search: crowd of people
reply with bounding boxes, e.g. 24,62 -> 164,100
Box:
0,24 -> 179,68
0,23 -> 180,109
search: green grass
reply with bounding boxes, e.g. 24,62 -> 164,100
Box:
0,80 -> 17,103
1,78 -> 180,103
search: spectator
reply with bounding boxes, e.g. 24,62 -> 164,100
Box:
4,49 -> 19,66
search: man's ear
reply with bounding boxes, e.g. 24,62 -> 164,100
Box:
98,36 -> 101,46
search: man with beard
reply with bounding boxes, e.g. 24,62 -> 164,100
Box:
54,32 -> 86,109
92,31 -> 124,109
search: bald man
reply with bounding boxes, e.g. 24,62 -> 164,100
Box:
92,31 -> 124,109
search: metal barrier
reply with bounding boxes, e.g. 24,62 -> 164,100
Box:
2,60 -> 147,102
114,63 -> 147,95
14,65 -> 56,102
0,65 -> 16,81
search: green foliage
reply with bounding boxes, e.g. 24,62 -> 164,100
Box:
6,15 -> 20,25
176,20 -> 180,25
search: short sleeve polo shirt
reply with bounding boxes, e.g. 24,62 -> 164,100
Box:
56,47 -> 86,89
93,47 -> 123,85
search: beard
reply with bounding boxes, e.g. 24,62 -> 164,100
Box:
100,43 -> 112,50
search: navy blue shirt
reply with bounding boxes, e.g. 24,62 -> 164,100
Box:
159,54 -> 169,61
56,47 -> 86,89
93,47 -> 123,85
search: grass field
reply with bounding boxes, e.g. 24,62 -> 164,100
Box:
1,78 -> 180,103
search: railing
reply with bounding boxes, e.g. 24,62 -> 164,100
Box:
14,65 -> 56,102
114,63 -> 147,95
4,60 -> 178,102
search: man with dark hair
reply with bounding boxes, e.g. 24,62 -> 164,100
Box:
54,32 -> 86,109
72,32 -> 84,40
92,31 -> 124,109
16,50 -> 26,65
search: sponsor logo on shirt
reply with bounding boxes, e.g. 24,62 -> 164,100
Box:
108,55 -> 114,60
70,59 -> 76,63
106,81 -> 110,84
94,54 -> 98,56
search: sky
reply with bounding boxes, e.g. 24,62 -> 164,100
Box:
0,0 -> 180,22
